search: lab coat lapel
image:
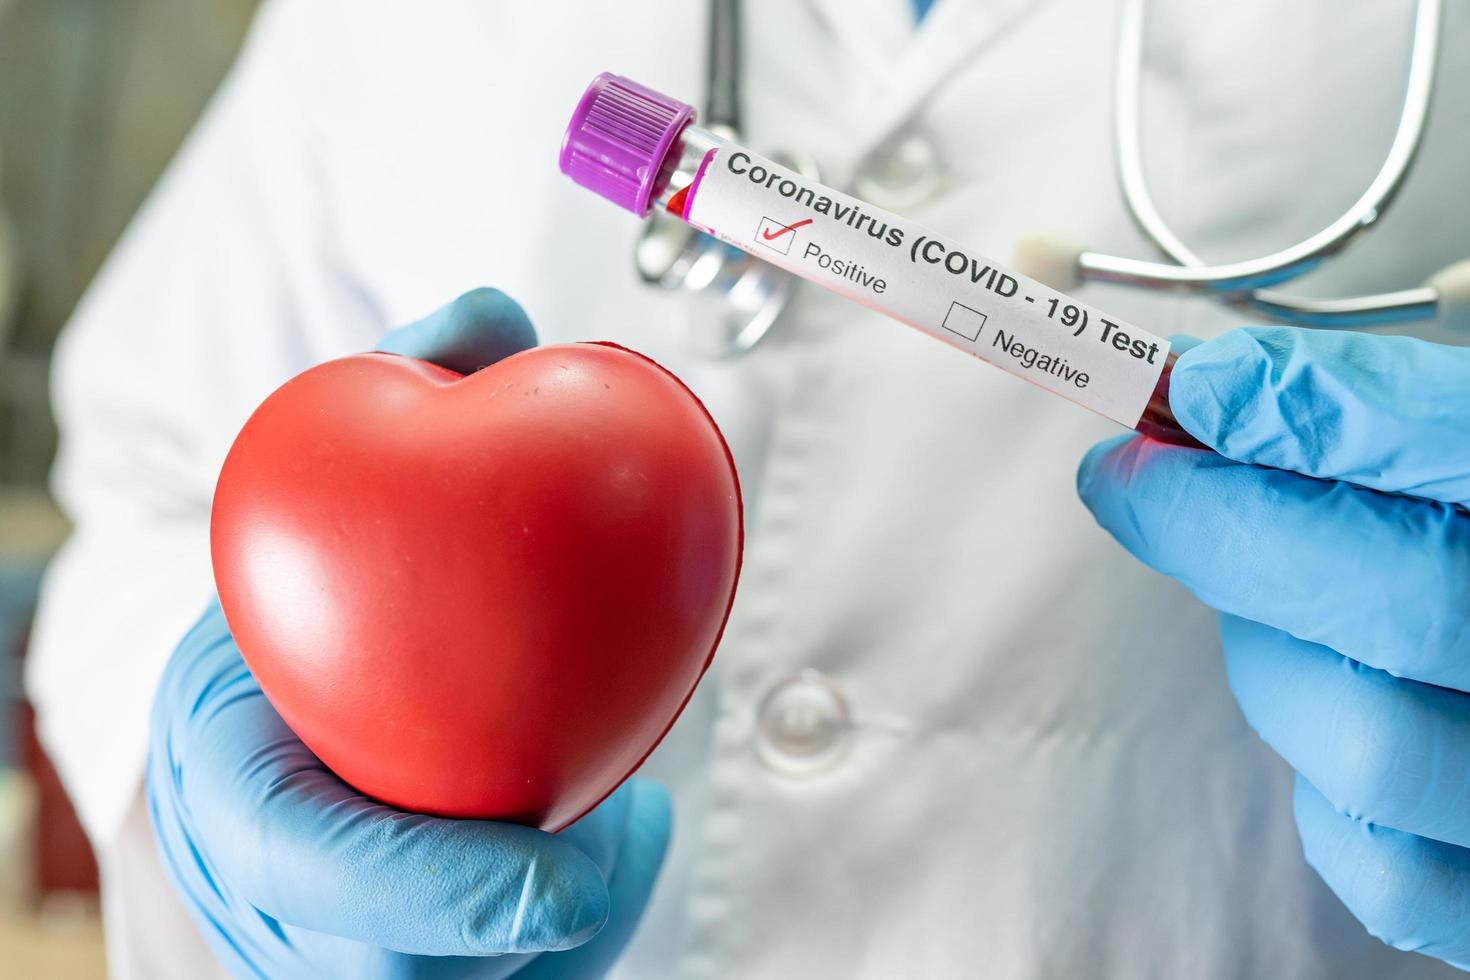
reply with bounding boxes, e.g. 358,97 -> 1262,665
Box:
804,0 -> 914,78
804,0 -> 1051,179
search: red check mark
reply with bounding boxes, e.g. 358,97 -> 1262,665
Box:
762,218 -> 813,241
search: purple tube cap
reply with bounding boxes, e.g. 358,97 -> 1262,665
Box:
560,72 -> 694,217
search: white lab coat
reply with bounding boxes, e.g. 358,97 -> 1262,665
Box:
27,1 -> 1470,977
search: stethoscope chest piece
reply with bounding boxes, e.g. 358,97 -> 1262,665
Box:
635,149 -> 818,357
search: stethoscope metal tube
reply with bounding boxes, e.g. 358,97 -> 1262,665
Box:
705,0 -> 741,134
1080,0 -> 1446,326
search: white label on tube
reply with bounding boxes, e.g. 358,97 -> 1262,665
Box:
685,146 -> 1169,427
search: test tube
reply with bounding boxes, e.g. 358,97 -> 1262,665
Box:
560,72 -> 1195,446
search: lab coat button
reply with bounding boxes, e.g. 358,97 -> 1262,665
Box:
755,670 -> 853,775
855,131 -> 945,211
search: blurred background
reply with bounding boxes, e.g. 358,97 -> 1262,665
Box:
0,1 -> 256,974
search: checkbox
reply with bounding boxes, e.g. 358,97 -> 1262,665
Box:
755,216 -> 800,255
942,301 -> 988,342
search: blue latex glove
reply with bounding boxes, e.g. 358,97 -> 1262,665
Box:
147,289 -> 671,979
1078,327 -> 1470,969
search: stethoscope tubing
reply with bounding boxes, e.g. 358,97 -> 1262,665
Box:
655,0 -> 1455,353
1083,0 -> 1445,326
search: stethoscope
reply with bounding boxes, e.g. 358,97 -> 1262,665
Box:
638,0 -> 1467,358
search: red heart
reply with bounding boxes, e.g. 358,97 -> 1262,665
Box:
211,343 -> 742,831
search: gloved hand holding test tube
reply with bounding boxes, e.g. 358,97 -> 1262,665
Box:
560,72 -> 1195,446
565,73 -> 1470,968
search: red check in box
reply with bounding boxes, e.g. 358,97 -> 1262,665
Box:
755,216 -> 809,255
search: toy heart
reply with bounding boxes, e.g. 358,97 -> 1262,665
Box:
211,343 -> 742,831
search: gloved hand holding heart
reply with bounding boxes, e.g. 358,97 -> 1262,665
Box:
211,288 -> 742,832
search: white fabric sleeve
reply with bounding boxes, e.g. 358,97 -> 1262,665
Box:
26,0 -> 385,846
